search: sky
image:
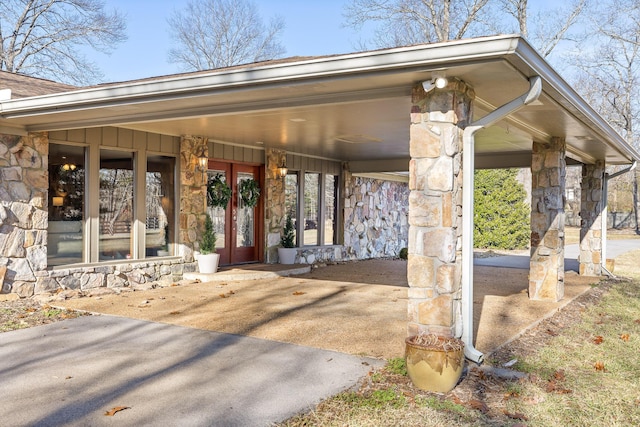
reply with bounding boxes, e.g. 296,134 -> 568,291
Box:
94,0 -> 364,82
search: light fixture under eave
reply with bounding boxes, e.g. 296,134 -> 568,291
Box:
277,163 -> 288,178
421,76 -> 449,93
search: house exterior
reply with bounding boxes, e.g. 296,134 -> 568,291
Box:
1,35 -> 638,361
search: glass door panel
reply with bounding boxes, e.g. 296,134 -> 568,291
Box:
236,172 -> 255,248
207,170 -> 228,251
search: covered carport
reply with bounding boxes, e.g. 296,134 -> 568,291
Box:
1,35 -> 638,363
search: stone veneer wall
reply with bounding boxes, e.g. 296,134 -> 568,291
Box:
178,135 -> 208,264
292,173 -> 409,265
0,131 -> 204,297
0,133 -> 49,295
265,148 -> 286,263
264,148 -> 409,265
342,172 -> 409,260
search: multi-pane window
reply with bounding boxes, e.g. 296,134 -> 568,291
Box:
286,170 -> 338,247
47,143 -> 177,266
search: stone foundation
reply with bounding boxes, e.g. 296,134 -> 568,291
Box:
10,258 -> 195,298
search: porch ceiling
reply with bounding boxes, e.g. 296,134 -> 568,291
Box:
1,35 -> 638,171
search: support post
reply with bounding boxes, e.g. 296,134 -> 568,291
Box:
529,138 -> 566,301
407,80 -> 474,338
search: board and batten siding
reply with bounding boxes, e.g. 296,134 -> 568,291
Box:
49,127 -> 180,154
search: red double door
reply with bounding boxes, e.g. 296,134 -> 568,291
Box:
207,161 -> 263,265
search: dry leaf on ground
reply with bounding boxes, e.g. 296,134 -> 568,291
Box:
104,406 -> 130,416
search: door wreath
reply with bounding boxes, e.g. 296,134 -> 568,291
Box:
239,178 -> 261,207
207,174 -> 232,208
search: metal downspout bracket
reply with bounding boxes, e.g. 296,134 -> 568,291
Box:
461,76 -> 542,364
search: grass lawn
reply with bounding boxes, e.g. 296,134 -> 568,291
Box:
279,247 -> 640,426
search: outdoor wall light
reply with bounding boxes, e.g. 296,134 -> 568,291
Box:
421,76 -> 448,93
277,163 -> 288,178
198,155 -> 208,171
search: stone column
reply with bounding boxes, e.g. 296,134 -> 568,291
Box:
407,80 -> 474,338
0,132 -> 48,297
178,135 -> 208,264
265,148 -> 286,263
529,138 -> 566,302
579,161 -> 605,276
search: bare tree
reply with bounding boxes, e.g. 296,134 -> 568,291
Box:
571,0 -> 640,232
343,0 -> 492,48
343,0 -> 589,57
167,0 -> 285,71
496,0 -> 588,57
0,0 -> 126,85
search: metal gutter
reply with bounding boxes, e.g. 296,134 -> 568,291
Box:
0,35 -> 521,116
507,41 -> 640,164
461,76 -> 542,364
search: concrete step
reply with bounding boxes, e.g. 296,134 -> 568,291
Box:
184,263 -> 311,283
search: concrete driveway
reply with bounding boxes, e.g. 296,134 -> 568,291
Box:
4,239 -> 638,426
0,315 -> 381,426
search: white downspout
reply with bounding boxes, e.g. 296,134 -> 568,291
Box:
602,161 -> 637,277
461,76 -> 542,364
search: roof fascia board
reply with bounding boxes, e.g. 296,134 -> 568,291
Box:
0,35 -> 520,116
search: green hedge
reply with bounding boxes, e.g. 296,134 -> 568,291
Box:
474,169 -> 530,250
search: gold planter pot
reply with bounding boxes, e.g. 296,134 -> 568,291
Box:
405,335 -> 465,393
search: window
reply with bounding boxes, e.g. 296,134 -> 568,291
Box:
285,170 -> 338,247
48,140 -> 178,266
304,173 -> 320,245
146,156 -> 176,256
324,175 -> 337,245
284,173 -> 298,245
99,150 -> 134,260
47,144 -> 86,267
